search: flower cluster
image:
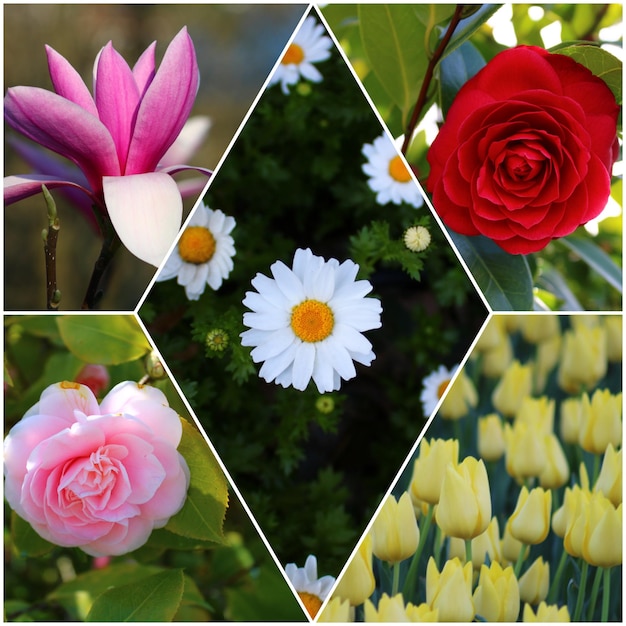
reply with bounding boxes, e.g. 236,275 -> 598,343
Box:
321,314 -> 621,622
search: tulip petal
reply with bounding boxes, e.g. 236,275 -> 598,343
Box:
94,42 -> 141,172
103,172 -> 182,267
5,86 -> 120,190
45,45 -> 98,116
125,27 -> 199,174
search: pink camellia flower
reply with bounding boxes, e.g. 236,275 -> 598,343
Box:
4,27 -> 211,266
74,364 -> 110,397
3,381 -> 190,556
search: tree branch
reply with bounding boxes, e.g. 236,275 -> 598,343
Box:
41,185 -> 61,310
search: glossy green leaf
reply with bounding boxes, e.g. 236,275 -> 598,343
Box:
56,316 -> 151,365
554,44 -> 622,104
449,232 -> 534,310
442,5 -> 502,59
438,40 -> 486,114
558,236 -> 623,292
358,4 -> 426,123
165,419 -> 228,543
86,569 -> 184,622
11,511 -> 55,557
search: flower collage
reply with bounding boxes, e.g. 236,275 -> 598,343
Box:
3,3 -> 622,624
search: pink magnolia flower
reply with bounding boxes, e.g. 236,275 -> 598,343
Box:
4,27 -> 211,266
3,381 -> 190,556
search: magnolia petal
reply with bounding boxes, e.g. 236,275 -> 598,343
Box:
45,45 -> 98,116
5,86 -> 120,190
159,116 -> 211,167
4,174 -> 98,206
125,27 -> 199,174
132,41 -> 157,95
103,172 -> 182,267
94,42 -> 141,172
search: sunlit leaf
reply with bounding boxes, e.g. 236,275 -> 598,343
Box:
358,4 -> 426,124
448,232 -> 534,310
56,316 -> 151,365
165,419 -> 228,543
558,236 -> 623,292
86,569 -> 184,622
554,43 -> 622,104
11,511 -> 55,557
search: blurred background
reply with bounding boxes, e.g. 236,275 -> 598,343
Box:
4,4 -> 306,311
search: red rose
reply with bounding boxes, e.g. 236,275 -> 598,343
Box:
427,46 -> 619,254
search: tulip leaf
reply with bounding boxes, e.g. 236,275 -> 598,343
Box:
358,4 -> 427,124
86,569 -> 185,622
554,44 -> 622,104
557,235 -> 623,292
165,419 -> 228,543
56,316 -> 151,365
11,511 -> 55,557
448,232 -> 534,310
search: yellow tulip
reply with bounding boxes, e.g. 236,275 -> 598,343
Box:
477,414 -> 506,462
439,370 -> 478,420
539,433 -> 570,489
333,534 -> 375,606
604,315 -> 622,362
504,419 -> 547,480
519,315 -> 560,344
405,602 -> 439,622
449,516 -> 503,570
371,492 -> 419,564
594,443 -> 622,506
555,484 -> 590,543
534,333 -> 562,392
578,389 -> 622,454
426,557 -> 475,622
410,438 -> 459,505
557,324 -> 607,393
492,360 -> 533,418
436,456 -> 491,540
523,601 -> 570,622
518,557 -> 550,605
473,561 -> 520,622
515,396 -> 554,432
508,486 -> 552,545
559,397 -> 582,445
317,597 -> 353,622
502,521 -> 529,564
481,335 -> 514,378
475,316 -> 508,352
363,593 -> 408,622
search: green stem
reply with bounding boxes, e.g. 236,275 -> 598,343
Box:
392,561 -> 401,596
547,548 -> 568,603
513,542 -> 526,578
401,4 -> 465,155
601,567 -> 611,622
587,566 -> 603,621
573,560 -> 589,622
592,453 -> 601,484
464,539 -> 473,568
402,503 -> 434,600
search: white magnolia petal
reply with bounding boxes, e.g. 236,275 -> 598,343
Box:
103,172 -> 182,267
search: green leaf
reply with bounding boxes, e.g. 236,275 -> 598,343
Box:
86,569 -> 184,622
558,236 -> 623,292
554,44 -> 622,104
165,419 -> 228,543
56,316 -> 151,365
441,5 -> 502,59
438,40 -> 486,114
358,4 -> 427,123
10,511 -> 55,557
449,232 -> 534,310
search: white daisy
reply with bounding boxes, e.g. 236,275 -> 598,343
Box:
362,133 -> 424,208
157,202 -> 235,300
240,248 -> 382,393
268,16 -> 333,95
285,554 -> 336,619
420,364 -> 458,417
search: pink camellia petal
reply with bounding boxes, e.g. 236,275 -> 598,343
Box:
103,172 -> 183,266
4,86 -> 120,190
45,45 -> 98,116
94,42 -> 141,172
132,41 -> 157,96
125,27 -> 199,175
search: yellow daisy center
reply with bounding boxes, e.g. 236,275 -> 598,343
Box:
298,592 -> 323,618
291,300 -> 334,343
388,155 -> 412,182
178,226 -> 216,264
437,379 -> 451,399
282,43 -> 305,65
